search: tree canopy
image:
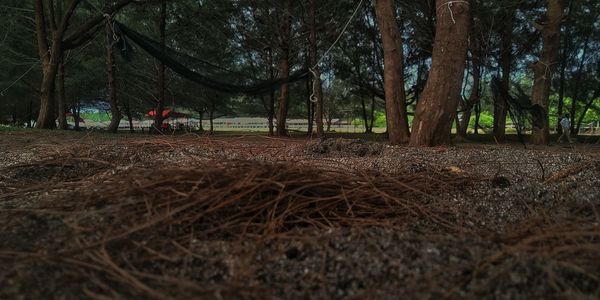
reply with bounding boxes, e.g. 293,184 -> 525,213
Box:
0,0 -> 598,145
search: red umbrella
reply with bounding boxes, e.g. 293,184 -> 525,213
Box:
147,109 -> 172,118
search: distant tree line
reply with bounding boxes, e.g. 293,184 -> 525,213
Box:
0,0 -> 598,145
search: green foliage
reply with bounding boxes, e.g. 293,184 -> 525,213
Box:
80,113 -> 111,122
374,111 -> 387,128
469,111 -> 494,130
0,124 -> 28,132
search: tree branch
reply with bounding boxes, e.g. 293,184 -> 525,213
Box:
62,0 -> 171,50
34,0 -> 50,64
56,0 -> 82,36
44,0 -> 57,33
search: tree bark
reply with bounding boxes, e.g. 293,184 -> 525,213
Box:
493,3 -> 515,142
276,0 -> 292,137
276,52 -> 290,137
531,0 -> 565,145
123,98 -> 134,133
198,109 -> 204,132
36,46 -> 61,129
11,106 -> 17,124
267,47 -> 275,136
458,58 -> 481,138
474,101 -> 481,135
557,0 -> 574,134
308,0 -> 324,137
73,99 -> 81,131
154,2 -> 167,132
33,0 -> 139,129
306,77 -> 314,136
27,100 -> 33,128
361,97 -> 372,133
374,0 -> 410,144
57,59 -> 68,130
106,20 -> 121,133
35,0 -> 56,129
458,3 -> 483,140
369,95 -> 376,132
569,36 -> 590,134
410,0 -> 470,146
209,102 -> 215,134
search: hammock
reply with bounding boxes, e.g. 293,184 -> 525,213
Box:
114,21 -> 309,95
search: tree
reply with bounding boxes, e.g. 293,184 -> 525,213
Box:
530,0 -> 565,145
492,0 -> 516,142
410,0 -> 470,146
153,2 -> 167,132
106,16 -> 121,133
33,0 -> 151,129
374,0 -> 410,144
2,0 -> 593,139
276,0 -> 293,136
308,0 -> 325,137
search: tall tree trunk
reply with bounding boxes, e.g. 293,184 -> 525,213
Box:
11,106 -> 17,124
306,78 -> 314,135
154,2 -> 167,132
557,0 -> 574,134
106,20 -> 121,133
267,47 -> 275,136
198,109 -> 206,132
374,0 -> 410,144
197,109 -> 204,132
493,4 -> 515,142
305,50 -> 313,136
369,95 -> 376,131
209,102 -> 215,134
36,47 -> 62,129
33,0 -> 137,129
27,100 -> 33,128
361,97 -> 372,133
57,59 -> 68,130
35,0 -> 56,129
458,59 -> 481,138
276,53 -> 290,137
474,101 -> 481,135
531,0 -> 565,145
415,57 -> 427,104
276,0 -> 292,137
459,4 -> 483,140
123,97 -> 134,133
73,100 -> 81,131
410,0 -> 470,146
308,0 -> 324,137
569,36 -> 590,134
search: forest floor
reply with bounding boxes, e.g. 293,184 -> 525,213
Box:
1,130 -> 599,299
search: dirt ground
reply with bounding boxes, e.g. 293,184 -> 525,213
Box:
1,130 -> 599,299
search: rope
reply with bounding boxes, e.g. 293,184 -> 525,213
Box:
437,1 -> 469,24
536,61 -> 558,81
0,52 -> 47,97
309,68 -> 319,103
0,62 -> 38,96
312,0 -> 364,70
309,0 -> 364,103
104,13 -> 119,45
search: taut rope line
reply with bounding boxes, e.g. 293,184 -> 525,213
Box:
310,0 -> 364,103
